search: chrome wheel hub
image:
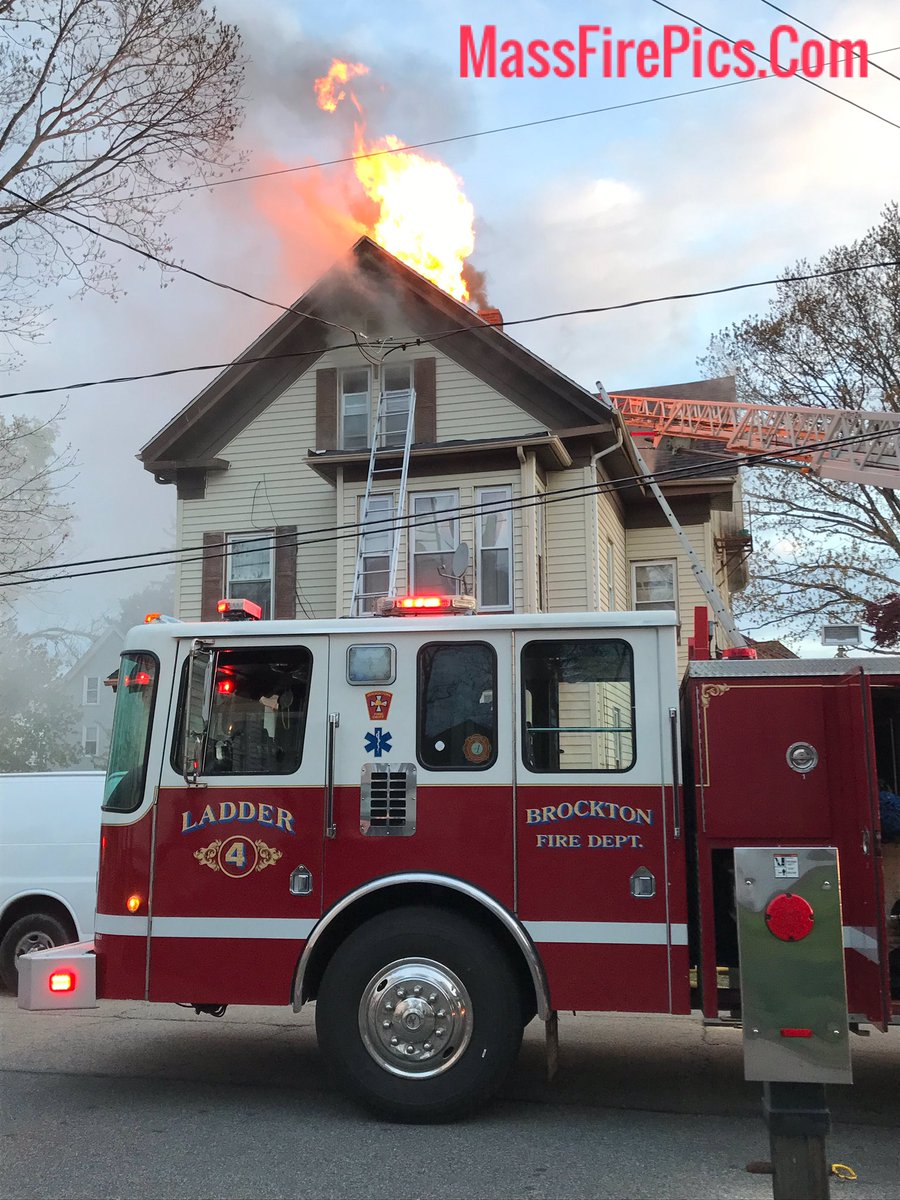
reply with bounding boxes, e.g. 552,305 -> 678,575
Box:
15,931 -> 55,962
359,958 -> 473,1078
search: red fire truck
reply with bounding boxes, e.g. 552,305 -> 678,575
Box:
18,596 -> 900,1121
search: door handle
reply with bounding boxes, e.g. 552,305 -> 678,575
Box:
290,865 -> 313,896
325,712 -> 340,839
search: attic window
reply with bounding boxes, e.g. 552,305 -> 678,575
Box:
341,367 -> 370,450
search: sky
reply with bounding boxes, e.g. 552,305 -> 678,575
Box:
5,0 -> 900,641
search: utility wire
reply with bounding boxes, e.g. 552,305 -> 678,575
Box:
649,0 -> 900,132
1,426 -> 889,589
1,187 -> 360,337
756,1 -> 900,84
2,254 -> 899,402
129,78 -> 766,202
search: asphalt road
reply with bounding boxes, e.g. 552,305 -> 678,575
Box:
1,994 -> 898,1199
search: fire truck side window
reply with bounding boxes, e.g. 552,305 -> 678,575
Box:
521,639 -> 635,773
103,652 -> 159,812
172,647 -> 312,776
417,642 -> 497,770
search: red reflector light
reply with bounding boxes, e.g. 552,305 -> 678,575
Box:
723,647 -> 758,659
49,972 -> 75,993
780,1028 -> 814,1038
765,892 -> 815,942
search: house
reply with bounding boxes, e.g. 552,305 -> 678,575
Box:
139,237 -> 750,669
60,627 -> 123,768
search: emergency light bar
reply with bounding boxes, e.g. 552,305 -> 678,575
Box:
379,594 -> 477,617
216,597 -> 262,621
722,646 -> 757,659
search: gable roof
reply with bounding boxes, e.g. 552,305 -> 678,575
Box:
139,236 -> 627,476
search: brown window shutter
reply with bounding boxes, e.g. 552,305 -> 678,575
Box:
201,531 -> 225,620
316,368 -> 338,450
414,357 -> 436,444
273,526 -> 298,620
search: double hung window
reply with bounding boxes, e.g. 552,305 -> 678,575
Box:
477,486 -> 512,610
410,492 -> 459,593
227,534 -> 274,619
341,367 -> 370,450
380,363 -> 413,447
358,494 -> 394,613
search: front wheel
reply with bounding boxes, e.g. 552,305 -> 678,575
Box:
315,906 -> 524,1122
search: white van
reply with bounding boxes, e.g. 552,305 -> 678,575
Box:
0,772 -> 103,991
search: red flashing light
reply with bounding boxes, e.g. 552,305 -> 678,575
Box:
144,612 -> 161,623
217,678 -> 235,695
49,971 -> 75,993
216,597 -> 262,621
765,892 -> 815,942
780,1028 -> 814,1038
723,647 -> 758,659
123,670 -> 152,687
400,595 -> 448,610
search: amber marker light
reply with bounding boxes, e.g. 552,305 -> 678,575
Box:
126,894 -> 142,913
49,972 -> 75,993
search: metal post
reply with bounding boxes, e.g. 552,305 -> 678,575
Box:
763,1082 -> 831,1200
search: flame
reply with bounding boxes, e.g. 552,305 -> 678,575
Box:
314,60 -> 368,114
314,57 -> 476,303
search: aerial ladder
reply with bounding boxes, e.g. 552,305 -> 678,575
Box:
600,389 -> 900,651
610,393 -> 900,489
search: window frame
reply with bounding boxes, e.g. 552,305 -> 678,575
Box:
476,485 -> 513,612
169,645 -> 314,778
409,490 -> 460,595
416,640 -> 498,772
83,675 -> 100,706
379,362 -> 413,448
82,723 -> 99,757
226,532 -> 274,619
520,637 -> 636,775
631,558 -> 678,615
102,650 -> 160,813
340,365 -> 371,450
357,494 -> 394,614
606,541 -> 616,610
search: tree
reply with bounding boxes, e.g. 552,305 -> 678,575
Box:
0,411 -> 71,610
0,615 -> 80,769
703,203 -> 900,643
0,0 -> 244,360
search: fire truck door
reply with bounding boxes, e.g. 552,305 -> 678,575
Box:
147,635 -> 330,1005
825,669 -> 891,1029
515,628 -> 684,1014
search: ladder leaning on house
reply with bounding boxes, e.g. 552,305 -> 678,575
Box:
350,382 -> 417,616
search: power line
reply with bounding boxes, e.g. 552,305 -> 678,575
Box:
129,77 -> 766,202
756,1 -> 900,84
1,187 -> 360,337
3,254 -> 899,402
649,0 -> 900,133
1,426 -> 888,590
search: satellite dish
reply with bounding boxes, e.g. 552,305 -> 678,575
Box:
439,543 -> 470,583
450,544 -> 470,578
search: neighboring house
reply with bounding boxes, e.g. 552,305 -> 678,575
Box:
60,627 -> 123,768
139,237 -> 751,670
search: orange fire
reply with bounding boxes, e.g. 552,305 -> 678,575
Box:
313,57 -> 476,303
314,60 -> 368,114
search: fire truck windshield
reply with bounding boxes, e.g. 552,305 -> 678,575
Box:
102,652 -> 159,812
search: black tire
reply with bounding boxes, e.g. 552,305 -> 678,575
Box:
316,906 -> 524,1122
0,913 -> 72,993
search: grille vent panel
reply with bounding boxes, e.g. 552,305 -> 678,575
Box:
360,763 -> 417,836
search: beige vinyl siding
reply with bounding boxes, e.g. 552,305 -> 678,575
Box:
597,482 -> 627,611
626,522 -> 722,672
433,352 -> 544,441
339,468 -> 523,616
544,467 -> 592,612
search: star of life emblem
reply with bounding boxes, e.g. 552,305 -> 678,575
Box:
364,727 -> 393,758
